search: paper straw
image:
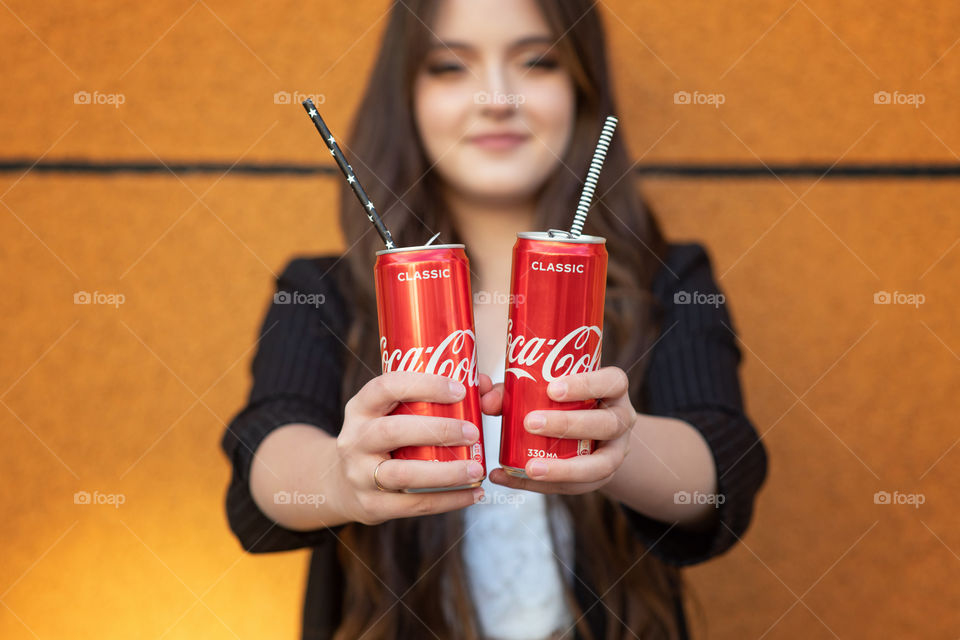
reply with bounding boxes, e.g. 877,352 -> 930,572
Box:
570,116 -> 618,237
301,99 -> 396,249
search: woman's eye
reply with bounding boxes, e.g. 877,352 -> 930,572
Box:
426,61 -> 466,75
524,56 -> 559,70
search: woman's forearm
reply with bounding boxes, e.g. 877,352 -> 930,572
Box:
249,423 -> 352,531
601,415 -> 719,530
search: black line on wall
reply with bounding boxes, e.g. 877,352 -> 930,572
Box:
1,159 -> 959,178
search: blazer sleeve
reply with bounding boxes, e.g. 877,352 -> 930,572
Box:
619,243 -> 768,566
220,256 -> 351,553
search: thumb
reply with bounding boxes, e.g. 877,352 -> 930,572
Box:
481,382 -> 504,416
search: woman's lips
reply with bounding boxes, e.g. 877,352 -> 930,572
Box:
468,133 -> 530,151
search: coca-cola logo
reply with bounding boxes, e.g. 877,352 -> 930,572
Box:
504,320 -> 602,382
380,329 -> 478,386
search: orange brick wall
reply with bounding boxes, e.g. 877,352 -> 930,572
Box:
1,1 -> 958,638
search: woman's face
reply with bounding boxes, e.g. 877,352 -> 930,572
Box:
413,0 -> 576,204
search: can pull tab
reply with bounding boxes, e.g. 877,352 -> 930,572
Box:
546,228 -> 574,239
425,232 -> 442,246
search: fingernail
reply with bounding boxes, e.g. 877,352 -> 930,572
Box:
549,381 -> 567,399
467,461 -> 484,480
462,423 -> 479,442
473,488 -> 485,503
449,380 -> 465,397
529,460 -> 548,478
526,413 -> 546,432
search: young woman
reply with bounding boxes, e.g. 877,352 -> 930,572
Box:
221,1 -> 768,638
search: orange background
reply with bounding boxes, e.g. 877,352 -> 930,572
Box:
2,1 -> 959,638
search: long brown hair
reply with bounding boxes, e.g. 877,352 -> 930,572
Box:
332,1 -> 683,638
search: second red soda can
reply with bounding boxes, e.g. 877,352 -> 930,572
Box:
500,231 -> 608,478
374,243 -> 486,492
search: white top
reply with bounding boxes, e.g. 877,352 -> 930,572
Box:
460,355 -> 576,640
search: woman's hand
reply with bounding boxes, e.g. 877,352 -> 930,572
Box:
333,371 -> 488,525
482,366 -> 636,495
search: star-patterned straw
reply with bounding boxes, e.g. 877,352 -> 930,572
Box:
570,115 -> 618,237
301,99 -> 396,250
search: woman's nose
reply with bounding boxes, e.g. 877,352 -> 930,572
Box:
478,69 -> 519,117
478,94 -> 518,119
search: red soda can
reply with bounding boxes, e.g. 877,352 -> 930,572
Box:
374,243 -> 486,492
500,231 -> 607,478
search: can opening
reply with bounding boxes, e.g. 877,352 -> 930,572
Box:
517,231 -> 606,244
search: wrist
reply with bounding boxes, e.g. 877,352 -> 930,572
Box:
319,436 -> 353,527
599,415 -> 641,503
252,424 -> 353,531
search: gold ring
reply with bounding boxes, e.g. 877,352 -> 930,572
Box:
373,459 -> 392,492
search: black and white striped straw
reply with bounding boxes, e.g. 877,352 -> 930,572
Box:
570,115 -> 618,237
301,99 -> 396,250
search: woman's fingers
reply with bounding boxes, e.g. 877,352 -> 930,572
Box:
546,366 -> 629,403
478,373 -> 493,396
347,371 -> 466,418
489,441 -> 625,490
488,468 -> 573,495
373,458 -> 485,493
524,405 -> 632,440
358,457 -> 486,523
357,414 -> 479,453
480,381 -> 504,416
521,446 -> 620,482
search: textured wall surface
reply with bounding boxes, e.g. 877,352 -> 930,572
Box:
1,1 -> 958,638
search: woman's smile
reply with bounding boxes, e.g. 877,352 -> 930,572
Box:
468,130 -> 532,151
